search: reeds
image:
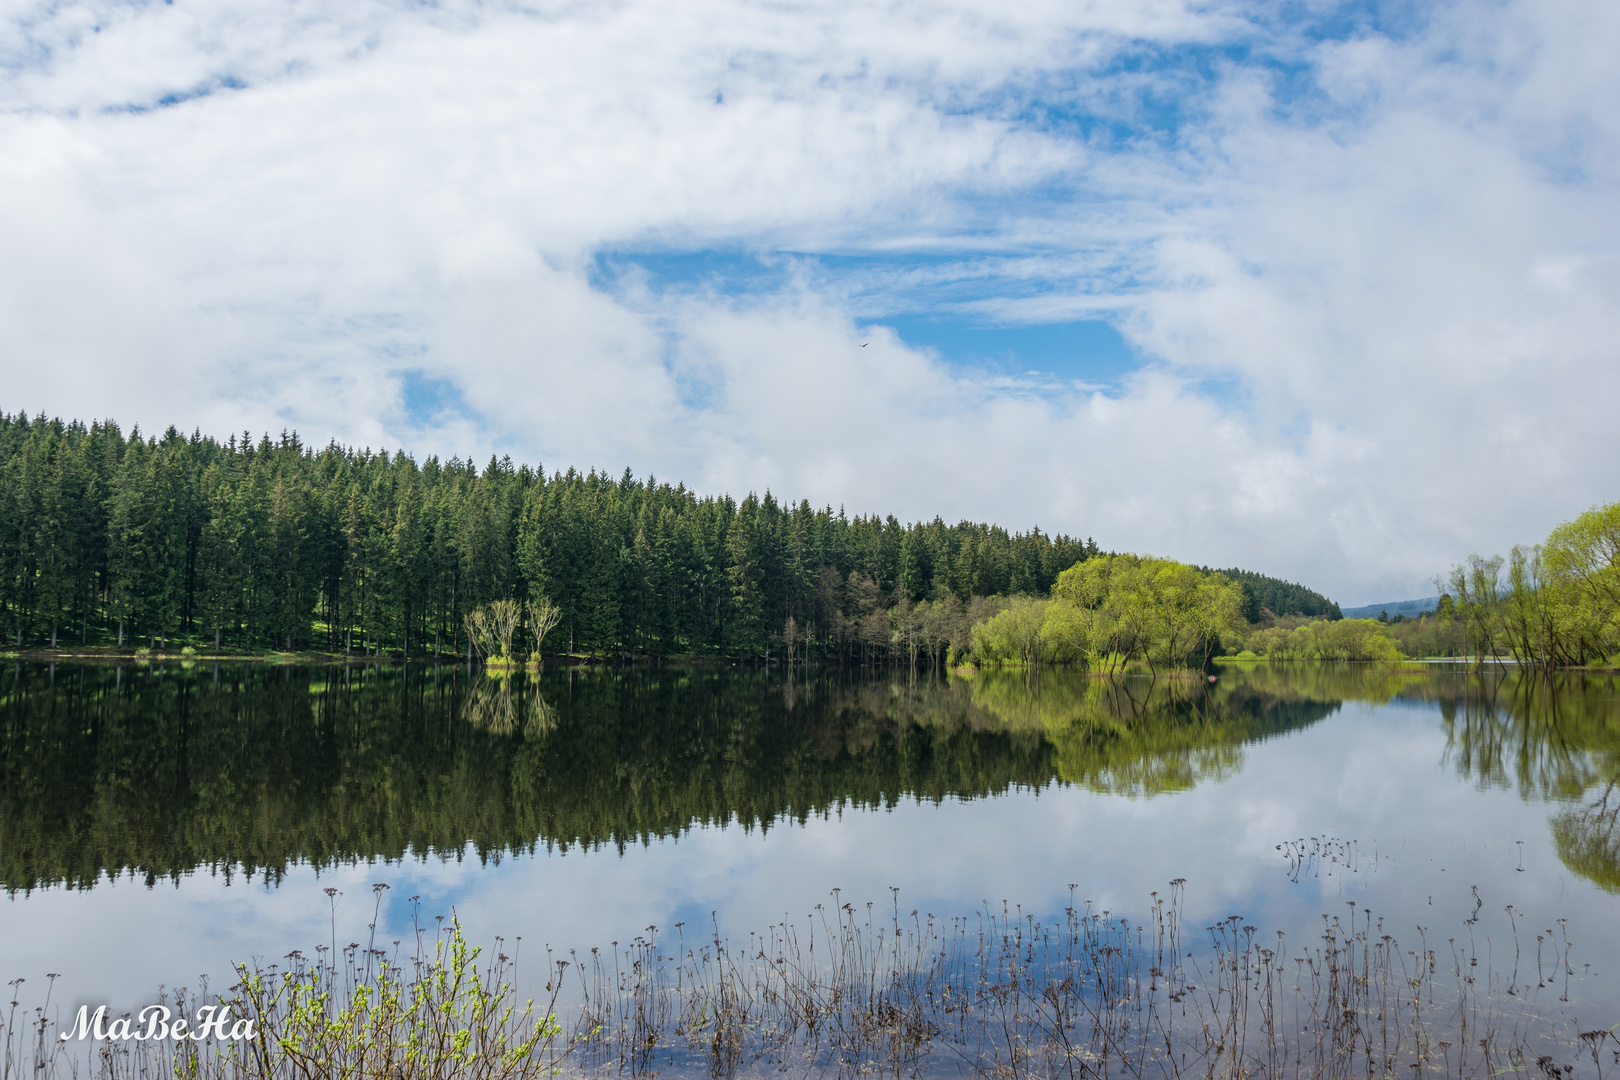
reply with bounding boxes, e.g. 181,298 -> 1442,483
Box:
562,882 -> 1598,1080
4,883 -> 1606,1080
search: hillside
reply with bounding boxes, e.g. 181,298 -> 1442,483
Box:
1201,567 -> 1342,622
1340,597 -> 1439,620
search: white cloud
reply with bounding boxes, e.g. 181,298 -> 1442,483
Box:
1,0 -> 1616,604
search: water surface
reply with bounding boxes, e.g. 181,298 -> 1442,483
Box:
1,661 -> 1616,1022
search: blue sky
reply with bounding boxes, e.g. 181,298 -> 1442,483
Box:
1,0 -> 1616,604
588,250 -> 1143,386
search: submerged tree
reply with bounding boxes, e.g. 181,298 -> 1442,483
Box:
1444,501 -> 1620,669
981,555 -> 1246,672
466,599 -> 521,665
526,596 -> 562,665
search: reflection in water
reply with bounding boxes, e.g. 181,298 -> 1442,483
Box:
461,671 -> 557,735
1430,671 -> 1620,892
1552,785 -> 1620,893
965,669 -> 1350,795
4,662 -> 1617,896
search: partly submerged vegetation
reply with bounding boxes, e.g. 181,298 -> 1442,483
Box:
1295,501 -> 1620,670
2,882 -> 1606,1080
464,598 -> 561,668
969,555 -> 1246,671
1442,501 -> 1620,669
1229,617 -> 1405,662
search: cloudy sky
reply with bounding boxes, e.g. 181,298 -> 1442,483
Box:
2,0 -> 1615,605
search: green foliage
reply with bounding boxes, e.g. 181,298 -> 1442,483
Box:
964,668 -> 1343,795
1241,617 -> 1404,661
0,413 -> 1098,661
466,599 -> 522,664
1381,609 -> 1465,658
1441,500 -> 1620,670
971,596 -> 1051,666
225,915 -> 563,1080
971,555 -> 1246,671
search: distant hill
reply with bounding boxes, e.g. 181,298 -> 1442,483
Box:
1201,567 -> 1342,623
1340,597 -> 1439,621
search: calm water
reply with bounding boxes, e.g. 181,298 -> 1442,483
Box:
1,661 -> 1617,1023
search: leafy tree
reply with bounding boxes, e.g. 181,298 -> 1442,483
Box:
0,411 -> 1205,665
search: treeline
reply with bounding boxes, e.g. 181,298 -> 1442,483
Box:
0,413 -> 1099,660
1444,500 -> 1620,669
1203,567 -> 1341,621
1232,500 -> 1620,669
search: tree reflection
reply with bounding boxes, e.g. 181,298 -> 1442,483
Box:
1552,784 -> 1620,893
964,670 -> 1345,795
0,661 -> 1497,893
1433,672 -> 1620,892
461,672 -> 557,736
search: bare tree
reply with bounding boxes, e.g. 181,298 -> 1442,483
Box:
465,607 -> 496,659
782,614 -> 799,665
527,596 -> 563,663
465,599 -> 522,664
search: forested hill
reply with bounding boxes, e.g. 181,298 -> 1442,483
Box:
0,413 -> 1099,658
1204,567 -> 1342,621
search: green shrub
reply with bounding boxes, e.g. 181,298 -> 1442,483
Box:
229,916 -> 564,1079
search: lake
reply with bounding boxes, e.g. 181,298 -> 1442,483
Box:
2,660 -> 1617,1070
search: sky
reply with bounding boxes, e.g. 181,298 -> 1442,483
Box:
1,0 -> 1616,606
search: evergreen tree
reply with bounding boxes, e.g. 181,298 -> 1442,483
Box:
0,411 -> 1174,662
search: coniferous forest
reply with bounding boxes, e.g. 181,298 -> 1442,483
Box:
0,413 -> 1343,661
0,414 -> 1103,660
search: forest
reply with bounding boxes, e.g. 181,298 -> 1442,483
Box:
1201,566 -> 1342,621
0,413 -> 1341,663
